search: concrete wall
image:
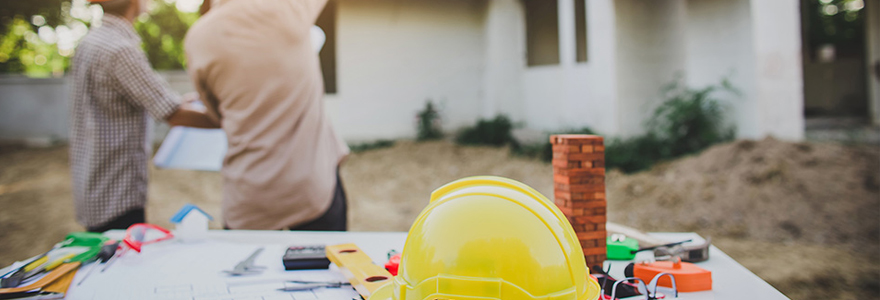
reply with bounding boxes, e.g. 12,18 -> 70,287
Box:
0,72 -> 193,144
0,77 -> 69,144
324,0 -> 488,142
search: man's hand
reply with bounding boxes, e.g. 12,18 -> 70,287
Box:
166,93 -> 221,129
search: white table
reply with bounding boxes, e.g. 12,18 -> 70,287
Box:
66,230 -> 787,300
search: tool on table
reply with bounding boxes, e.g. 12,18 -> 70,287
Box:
282,245 -> 330,270
76,241 -> 120,286
0,291 -> 64,300
0,238 -> 77,289
0,263 -> 80,295
102,223 -> 173,273
607,234 -> 640,260
625,258 -> 711,293
223,247 -> 265,276
22,254 -> 76,281
653,237 -> 711,263
383,250 -> 400,276
633,239 -> 692,254
325,243 -> 392,299
277,280 -> 351,292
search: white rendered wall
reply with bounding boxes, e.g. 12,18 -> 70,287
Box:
482,0 -> 525,121
325,0 -> 489,142
520,0 -> 620,135
748,0 -> 804,140
614,0 -> 687,136
683,0 -> 758,137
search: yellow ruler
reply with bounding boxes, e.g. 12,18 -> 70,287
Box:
326,244 -> 393,298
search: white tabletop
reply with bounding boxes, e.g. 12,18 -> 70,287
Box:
72,230 -> 786,300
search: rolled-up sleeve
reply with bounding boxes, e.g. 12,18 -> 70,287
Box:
111,46 -> 180,121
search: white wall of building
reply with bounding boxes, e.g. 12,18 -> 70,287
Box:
683,0 -> 757,136
325,0 -> 488,142
614,0 -> 687,136
748,0 -> 804,140
519,0 -> 620,135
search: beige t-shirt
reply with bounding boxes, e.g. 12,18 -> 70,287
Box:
184,0 -> 348,229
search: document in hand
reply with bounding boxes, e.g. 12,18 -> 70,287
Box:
153,127 -> 227,171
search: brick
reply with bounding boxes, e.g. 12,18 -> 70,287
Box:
552,159 -> 581,169
576,231 -> 606,240
572,215 -> 607,224
556,183 -> 605,193
551,135 -> 604,145
582,247 -> 607,256
555,177 -> 605,187
554,168 -> 605,177
565,152 -> 605,162
593,161 -> 605,168
556,191 -> 606,202
552,145 -> 581,154
580,240 -> 598,248
580,145 -> 594,153
568,199 -> 608,210
594,145 -> 605,152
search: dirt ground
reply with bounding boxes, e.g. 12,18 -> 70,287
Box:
0,139 -> 878,299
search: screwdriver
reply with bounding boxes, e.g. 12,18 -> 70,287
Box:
75,241 -> 120,286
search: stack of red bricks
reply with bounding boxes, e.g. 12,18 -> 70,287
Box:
551,134 -> 607,268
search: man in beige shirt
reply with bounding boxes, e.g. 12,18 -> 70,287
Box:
184,0 -> 349,230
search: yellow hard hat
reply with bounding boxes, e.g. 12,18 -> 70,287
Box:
370,176 -> 601,300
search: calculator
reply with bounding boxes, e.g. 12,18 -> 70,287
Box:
282,245 -> 331,270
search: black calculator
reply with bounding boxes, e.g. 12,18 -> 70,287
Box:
282,245 -> 331,270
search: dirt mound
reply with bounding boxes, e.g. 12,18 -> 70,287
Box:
607,137 -> 880,249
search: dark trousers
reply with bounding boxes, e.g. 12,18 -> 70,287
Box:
290,171 -> 348,231
87,207 -> 145,233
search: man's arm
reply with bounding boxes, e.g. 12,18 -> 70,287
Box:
110,46 -> 217,128
166,93 -> 221,129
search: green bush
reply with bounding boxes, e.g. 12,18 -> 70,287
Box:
511,127 -> 595,161
416,101 -> 443,141
511,78 -> 736,173
455,115 -> 516,147
349,140 -> 396,153
605,79 -> 736,172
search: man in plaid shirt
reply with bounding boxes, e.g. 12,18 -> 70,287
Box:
70,0 -> 218,232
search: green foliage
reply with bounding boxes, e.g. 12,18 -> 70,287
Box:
512,79 -> 736,173
606,79 -> 736,173
0,17 -> 71,76
455,115 -> 516,147
0,0 -> 196,76
0,0 -> 68,33
349,140 -> 396,153
803,0 -> 865,51
416,101 -> 444,141
134,1 -> 199,70
511,127 -> 595,162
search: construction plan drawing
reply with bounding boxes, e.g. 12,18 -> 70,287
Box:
66,241 -> 360,300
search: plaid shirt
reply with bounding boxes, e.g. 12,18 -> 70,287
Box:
69,15 -> 180,228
